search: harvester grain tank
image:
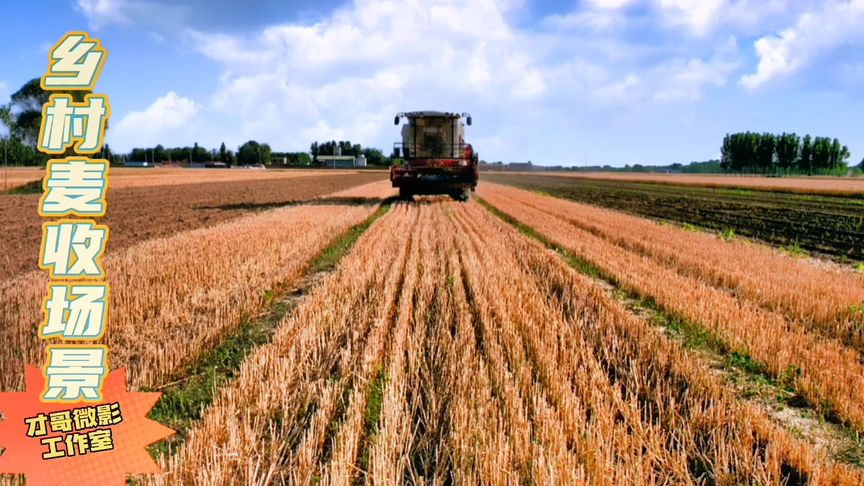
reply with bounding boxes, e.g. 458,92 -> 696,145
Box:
390,111 -> 478,200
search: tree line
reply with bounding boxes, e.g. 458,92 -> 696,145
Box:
0,77 -> 392,168
126,139 -> 391,166
130,141 -> 282,166
0,78 -> 111,166
310,140 -> 388,166
721,132 -> 851,175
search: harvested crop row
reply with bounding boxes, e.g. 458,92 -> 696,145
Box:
99,168 -> 380,189
485,173 -> 864,261
0,170 -> 385,280
0,201 -> 380,391
152,200 -> 418,485
479,183 -> 864,433
154,197 -> 858,484
0,167 -> 382,191
0,167 -> 44,191
542,171 -> 864,196
484,183 -> 864,352
323,179 -> 397,199
449,202 -> 857,484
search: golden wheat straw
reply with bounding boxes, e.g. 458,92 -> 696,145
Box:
480,183 -> 864,433
487,183 -> 864,350
0,203 -> 377,390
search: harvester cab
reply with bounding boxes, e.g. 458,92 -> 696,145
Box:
390,111 -> 478,201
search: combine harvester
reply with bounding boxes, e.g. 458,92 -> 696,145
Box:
390,111 -> 478,201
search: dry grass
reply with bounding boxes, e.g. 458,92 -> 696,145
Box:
0,171 -> 385,280
105,168 -> 381,189
0,167 -> 44,191
0,167 -> 382,191
152,197 -> 860,484
323,179 -> 398,199
479,183 -> 864,432
0,202 -> 379,391
484,183 -> 864,352
528,171 -> 864,196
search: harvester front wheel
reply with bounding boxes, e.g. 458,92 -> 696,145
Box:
451,190 -> 469,202
399,187 -> 413,200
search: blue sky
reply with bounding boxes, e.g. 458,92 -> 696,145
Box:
1,0 -> 863,166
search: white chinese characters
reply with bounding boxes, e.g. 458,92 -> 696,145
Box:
40,158 -> 109,216
38,95 -> 110,154
43,347 -> 107,402
42,33 -> 107,90
37,31 -> 112,405
41,284 -> 108,339
40,221 -> 109,279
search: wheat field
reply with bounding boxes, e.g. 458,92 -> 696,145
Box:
2,173 -> 862,485
533,171 -> 864,196
149,198 -> 860,484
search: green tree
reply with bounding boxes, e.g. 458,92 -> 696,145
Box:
720,134 -> 731,171
1,136 -> 36,166
756,133 -> 776,173
7,78 -> 90,148
236,140 -> 271,165
362,147 -> 387,166
799,135 -> 813,174
153,144 -> 166,163
775,133 -> 800,171
191,142 -> 209,163
219,142 -> 230,165
130,148 -> 146,162
99,143 -> 114,163
811,137 -> 831,172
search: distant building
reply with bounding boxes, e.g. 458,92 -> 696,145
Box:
317,155 -> 365,168
189,161 -> 230,169
506,161 -> 534,171
124,161 -> 154,168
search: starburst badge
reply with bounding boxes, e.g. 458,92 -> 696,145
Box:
0,366 -> 174,485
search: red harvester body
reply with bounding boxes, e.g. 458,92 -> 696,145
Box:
390,111 -> 478,201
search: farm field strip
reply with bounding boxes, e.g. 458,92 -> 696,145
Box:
324,179 -> 398,199
154,198 -> 859,484
484,184 -> 864,352
0,167 -> 382,191
531,171 -> 864,196
152,201 -> 417,485
0,199 -> 383,392
0,167 -> 45,192
484,173 -> 864,260
102,168 -> 380,189
0,171 -> 385,280
145,201 -> 394,457
478,183 -> 864,433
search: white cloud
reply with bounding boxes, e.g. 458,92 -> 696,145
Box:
91,0 -> 798,161
542,10 -> 627,31
76,0 -> 185,30
658,0 -> 727,35
185,0 -> 548,152
77,0 -> 130,27
111,92 -> 200,148
654,37 -> 741,101
741,0 -> 864,89
586,0 -> 638,9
